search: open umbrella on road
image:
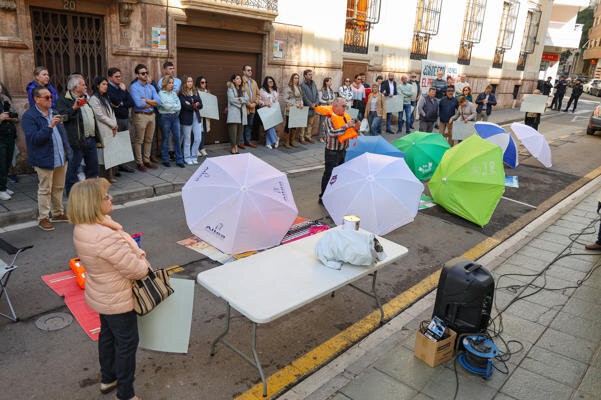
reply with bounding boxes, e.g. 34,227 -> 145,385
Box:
428,135 -> 505,227
510,122 -> 552,168
323,153 -> 424,235
345,135 -> 405,162
392,131 -> 450,181
474,121 -> 519,168
182,153 -> 298,254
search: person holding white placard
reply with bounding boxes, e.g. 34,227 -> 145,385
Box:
284,73 -> 304,148
194,76 -> 210,157
89,76 -> 118,183
524,89 -> 542,130
178,76 -> 203,165
449,96 -> 476,145
259,76 -> 280,149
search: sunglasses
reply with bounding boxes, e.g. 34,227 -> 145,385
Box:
37,95 -> 52,100
200,81 -> 206,84
138,71 -> 148,76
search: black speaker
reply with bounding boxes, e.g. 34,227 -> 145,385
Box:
432,258 -> 495,335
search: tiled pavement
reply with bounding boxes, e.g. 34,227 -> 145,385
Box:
281,184 -> 601,400
0,107 -> 542,228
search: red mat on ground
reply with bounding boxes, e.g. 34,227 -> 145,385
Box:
41,270 -> 100,341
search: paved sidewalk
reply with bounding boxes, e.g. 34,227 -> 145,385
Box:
0,106 -> 572,228
279,179 -> 601,400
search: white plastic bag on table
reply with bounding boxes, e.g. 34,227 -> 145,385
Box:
315,230 -> 387,270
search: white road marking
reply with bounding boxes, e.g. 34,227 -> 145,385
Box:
501,195 -> 537,209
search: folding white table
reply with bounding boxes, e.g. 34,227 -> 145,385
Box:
196,230 -> 408,396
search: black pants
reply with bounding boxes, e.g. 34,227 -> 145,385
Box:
99,311 -> 139,400
565,94 -> 580,112
0,131 -> 16,192
320,148 -> 346,197
596,202 -> 601,245
551,92 -> 564,110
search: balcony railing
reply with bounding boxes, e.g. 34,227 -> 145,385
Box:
217,0 -> 277,11
492,47 -> 505,69
344,20 -> 370,54
517,51 -> 527,71
410,32 -> 430,60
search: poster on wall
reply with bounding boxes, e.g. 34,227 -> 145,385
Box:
152,26 -> 167,49
420,60 -> 459,95
273,39 -> 285,59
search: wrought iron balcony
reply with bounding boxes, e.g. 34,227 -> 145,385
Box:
517,51 -> 527,71
180,0 -> 278,20
410,33 -> 430,60
492,47 -> 505,69
344,19 -> 370,55
457,40 -> 473,65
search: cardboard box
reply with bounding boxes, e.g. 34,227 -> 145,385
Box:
413,327 -> 456,367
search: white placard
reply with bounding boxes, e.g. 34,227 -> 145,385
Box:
452,121 -> 476,140
138,278 -> 195,354
100,130 -> 134,169
198,92 -> 220,120
385,95 -> 404,113
257,102 -> 283,130
420,60 -> 459,96
520,94 -> 548,114
288,106 -> 309,128
347,107 -> 360,120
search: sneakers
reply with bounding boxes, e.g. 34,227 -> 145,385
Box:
176,163 -> 185,168
52,213 -> 69,223
99,380 -> 117,394
585,243 -> 601,251
200,148 -> 208,156
0,191 -> 10,201
265,144 -> 273,149
274,139 -> 279,149
38,218 -> 55,231
77,172 -> 86,181
185,160 -> 194,165
162,161 -> 171,167
5,188 -> 14,195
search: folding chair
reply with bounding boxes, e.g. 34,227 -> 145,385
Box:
0,238 -> 33,322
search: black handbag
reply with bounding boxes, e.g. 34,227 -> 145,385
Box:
132,268 -> 174,316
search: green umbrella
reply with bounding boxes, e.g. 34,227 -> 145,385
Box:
428,135 -> 505,227
392,131 -> 450,181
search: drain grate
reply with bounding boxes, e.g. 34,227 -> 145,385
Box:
35,312 -> 73,331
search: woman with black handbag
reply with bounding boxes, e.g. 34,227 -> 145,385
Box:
0,82 -> 18,201
68,178 -> 150,400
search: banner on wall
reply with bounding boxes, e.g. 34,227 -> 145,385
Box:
420,60 -> 459,95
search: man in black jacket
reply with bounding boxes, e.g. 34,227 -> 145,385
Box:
563,78 -> 584,113
541,77 -> 553,96
107,67 -> 136,173
550,76 -> 568,110
56,73 -> 98,195
475,86 -> 497,121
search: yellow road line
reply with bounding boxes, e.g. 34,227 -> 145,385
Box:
236,165 -> 601,400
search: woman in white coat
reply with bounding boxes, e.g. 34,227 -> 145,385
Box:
89,76 -> 118,182
226,73 -> 248,154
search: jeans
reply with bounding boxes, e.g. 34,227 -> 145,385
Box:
181,114 -> 202,163
159,113 -> 183,164
265,127 -> 278,146
385,112 -> 399,132
99,311 -> 139,400
368,111 -> 382,135
410,101 -> 417,127
0,131 -> 15,191
242,112 -> 255,144
66,136 -> 99,194
200,118 -> 207,150
398,104 -> 412,133
320,148 -> 346,197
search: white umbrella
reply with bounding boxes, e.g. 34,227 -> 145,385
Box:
510,122 -> 552,168
322,153 -> 424,235
182,153 -> 298,254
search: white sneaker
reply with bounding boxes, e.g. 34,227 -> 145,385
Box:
200,149 -> 208,156
0,191 -> 11,201
192,159 -> 199,164
185,160 -> 194,165
197,150 -> 202,157
266,144 -> 273,149
5,188 -> 14,195
274,139 -> 279,149
77,172 -> 86,181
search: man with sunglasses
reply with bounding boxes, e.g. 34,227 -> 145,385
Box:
22,86 -> 73,231
130,64 -> 161,171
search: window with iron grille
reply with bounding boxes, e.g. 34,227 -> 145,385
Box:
344,0 -> 382,54
410,0 -> 443,60
517,9 -> 541,71
458,0 -> 487,65
493,0 -> 520,69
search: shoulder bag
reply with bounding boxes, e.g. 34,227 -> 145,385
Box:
132,268 -> 174,315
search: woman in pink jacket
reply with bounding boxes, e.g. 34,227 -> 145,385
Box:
68,178 -> 149,400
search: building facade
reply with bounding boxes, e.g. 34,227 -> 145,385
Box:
0,0 -> 565,153
583,1 -> 601,77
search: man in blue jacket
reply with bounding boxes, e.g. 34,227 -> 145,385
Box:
475,85 -> 497,121
22,86 -> 72,231
438,88 -> 458,144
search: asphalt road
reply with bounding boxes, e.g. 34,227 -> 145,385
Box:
1,97 -> 600,400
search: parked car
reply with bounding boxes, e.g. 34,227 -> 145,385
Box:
587,104 -> 601,135
584,79 -> 601,94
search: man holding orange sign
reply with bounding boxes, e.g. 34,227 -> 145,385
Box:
316,97 -> 359,205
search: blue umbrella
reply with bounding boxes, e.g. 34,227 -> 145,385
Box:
474,122 -> 518,168
345,136 -> 405,162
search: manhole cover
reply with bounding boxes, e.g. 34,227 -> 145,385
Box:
35,312 -> 73,331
